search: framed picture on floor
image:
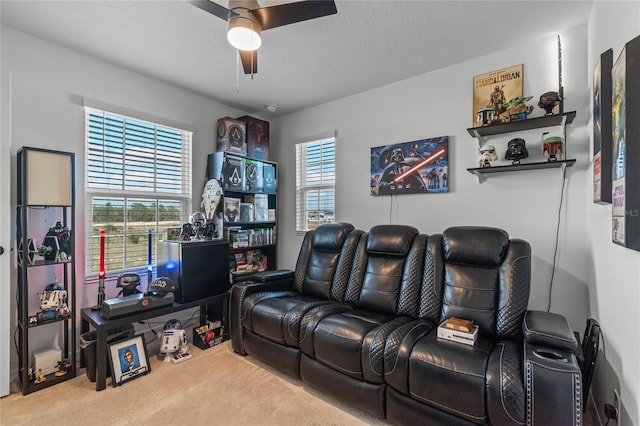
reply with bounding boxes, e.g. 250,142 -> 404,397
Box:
108,334 -> 151,386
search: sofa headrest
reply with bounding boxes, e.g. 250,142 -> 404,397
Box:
367,225 -> 419,256
442,226 -> 509,266
312,222 -> 356,251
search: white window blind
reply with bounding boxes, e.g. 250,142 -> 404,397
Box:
296,136 -> 335,232
85,108 -> 192,277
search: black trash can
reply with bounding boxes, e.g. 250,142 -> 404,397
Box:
80,324 -> 134,382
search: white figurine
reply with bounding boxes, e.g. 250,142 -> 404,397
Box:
201,179 -> 222,221
160,319 -> 188,362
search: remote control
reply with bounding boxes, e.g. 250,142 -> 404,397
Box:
171,352 -> 192,364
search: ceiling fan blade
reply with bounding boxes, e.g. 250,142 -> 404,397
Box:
239,50 -> 258,75
190,0 -> 236,21
251,0 -> 337,31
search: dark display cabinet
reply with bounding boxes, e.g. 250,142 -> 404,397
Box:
207,151 -> 278,282
15,147 -> 76,394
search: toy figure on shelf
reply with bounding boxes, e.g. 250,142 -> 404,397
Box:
28,364 -> 35,381
34,368 -> 45,384
478,144 -> 498,167
542,133 -> 564,161
505,138 -> 529,165
501,96 -> 534,122
33,279 -> 70,324
159,319 -> 188,362
189,212 -> 207,240
37,221 -> 72,262
55,359 -> 72,377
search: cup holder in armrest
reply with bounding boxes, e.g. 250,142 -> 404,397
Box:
533,349 -> 568,362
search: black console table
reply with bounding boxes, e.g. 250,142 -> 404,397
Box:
80,293 -> 227,391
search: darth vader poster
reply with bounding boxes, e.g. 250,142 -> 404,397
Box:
370,136 -> 448,196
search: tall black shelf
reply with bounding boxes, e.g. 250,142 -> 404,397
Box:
207,151 -> 278,281
16,147 -> 76,395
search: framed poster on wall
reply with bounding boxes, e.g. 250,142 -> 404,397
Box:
612,35 -> 640,251
370,136 -> 448,196
593,49 -> 613,204
472,64 -> 523,127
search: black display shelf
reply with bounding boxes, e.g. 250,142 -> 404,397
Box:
467,111 -> 576,138
467,159 -> 576,176
230,243 -> 276,253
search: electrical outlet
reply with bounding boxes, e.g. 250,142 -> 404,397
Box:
614,389 -> 621,425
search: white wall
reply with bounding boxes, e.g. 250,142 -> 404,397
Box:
0,26 -> 246,374
274,24 -> 590,324
273,21 -> 636,425
586,3 -> 640,425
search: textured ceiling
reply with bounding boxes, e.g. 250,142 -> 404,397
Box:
1,0 -> 593,117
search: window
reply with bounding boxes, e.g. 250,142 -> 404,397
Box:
296,136 -> 335,232
85,108 -> 192,278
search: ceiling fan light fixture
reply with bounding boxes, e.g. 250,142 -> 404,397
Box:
227,14 -> 262,51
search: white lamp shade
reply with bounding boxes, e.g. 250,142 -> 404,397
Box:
227,16 -> 262,51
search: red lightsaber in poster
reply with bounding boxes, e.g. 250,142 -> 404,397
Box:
392,147 -> 447,183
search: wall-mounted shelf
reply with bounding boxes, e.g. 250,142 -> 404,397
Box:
467,111 -> 577,182
467,111 -> 576,138
467,159 -> 576,177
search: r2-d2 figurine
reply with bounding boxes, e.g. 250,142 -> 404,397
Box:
160,319 -> 188,361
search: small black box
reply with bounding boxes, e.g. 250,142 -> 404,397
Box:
157,239 -> 230,303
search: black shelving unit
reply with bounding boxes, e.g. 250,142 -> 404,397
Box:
16,147 -> 76,395
207,151 -> 278,280
466,111 -> 577,180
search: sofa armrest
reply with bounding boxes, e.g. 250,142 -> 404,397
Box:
251,269 -> 295,283
230,277 -> 294,355
523,310 -> 578,351
522,311 -> 582,425
524,342 -> 582,425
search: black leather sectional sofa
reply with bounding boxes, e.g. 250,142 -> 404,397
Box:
230,223 -> 582,425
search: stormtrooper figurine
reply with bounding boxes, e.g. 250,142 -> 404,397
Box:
160,319 -> 188,362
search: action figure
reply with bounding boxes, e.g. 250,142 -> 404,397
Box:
55,359 -> 72,377
34,368 -> 45,384
160,319 -> 188,362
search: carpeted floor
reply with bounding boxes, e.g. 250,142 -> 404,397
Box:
1,342 -> 386,425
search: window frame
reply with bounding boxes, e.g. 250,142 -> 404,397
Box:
295,134 -> 336,233
84,106 -> 192,281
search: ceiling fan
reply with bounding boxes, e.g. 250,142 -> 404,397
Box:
191,0 -> 337,75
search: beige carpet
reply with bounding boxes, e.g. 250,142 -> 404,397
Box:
1,342 -> 386,425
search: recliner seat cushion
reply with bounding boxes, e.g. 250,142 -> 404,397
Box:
312,309 -> 396,379
244,293 -> 331,346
